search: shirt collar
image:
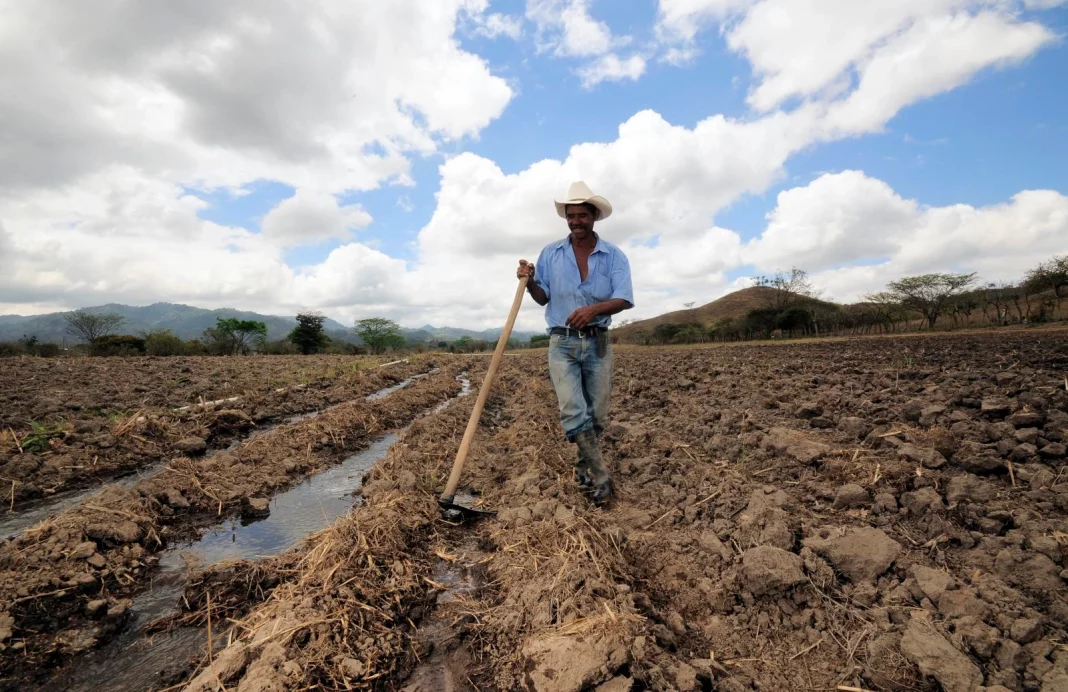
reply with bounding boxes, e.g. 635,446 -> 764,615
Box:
555,232 -> 606,253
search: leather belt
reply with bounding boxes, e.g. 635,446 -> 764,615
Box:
550,326 -> 606,338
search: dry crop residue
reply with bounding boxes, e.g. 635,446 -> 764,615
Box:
0,359 -> 474,687
12,329 -> 1068,692
0,355 -> 428,507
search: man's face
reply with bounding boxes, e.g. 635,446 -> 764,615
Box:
565,204 -> 596,239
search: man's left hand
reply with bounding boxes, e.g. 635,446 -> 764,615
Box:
565,305 -> 600,330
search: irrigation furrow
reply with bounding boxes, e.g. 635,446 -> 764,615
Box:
0,358 -> 432,535
0,359 -> 479,689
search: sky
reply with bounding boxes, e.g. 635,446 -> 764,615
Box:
1,0 -> 1066,333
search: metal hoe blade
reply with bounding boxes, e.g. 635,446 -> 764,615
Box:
437,494 -> 496,523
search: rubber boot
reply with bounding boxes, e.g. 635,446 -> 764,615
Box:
574,428 -> 614,505
574,446 -> 593,488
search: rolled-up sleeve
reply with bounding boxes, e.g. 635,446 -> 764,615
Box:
610,249 -> 634,307
534,247 -> 551,300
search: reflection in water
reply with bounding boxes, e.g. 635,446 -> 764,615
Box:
41,371 -> 472,692
0,372 -> 436,541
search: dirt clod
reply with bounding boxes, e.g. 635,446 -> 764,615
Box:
762,427 -> 830,464
803,527 -> 901,582
900,617 -> 983,692
175,437 -> 208,455
741,545 -> 805,596
833,484 -> 869,508
911,565 -> 954,604
898,443 -> 947,469
521,633 -> 626,692
1009,616 -> 1043,644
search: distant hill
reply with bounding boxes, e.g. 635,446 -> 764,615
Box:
612,286 -> 842,340
0,303 -> 537,345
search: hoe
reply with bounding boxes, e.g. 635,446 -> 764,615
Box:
438,275 -> 529,522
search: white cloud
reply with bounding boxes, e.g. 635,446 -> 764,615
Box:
657,1 -> 1056,115
0,0 -> 513,194
818,10 -> 1054,135
656,0 -> 755,45
2,0 -> 1064,334
526,0 -> 646,88
744,171 -> 918,272
527,0 -> 615,57
743,171 -> 1068,302
473,13 -> 525,39
577,53 -> 648,87
261,190 -> 372,247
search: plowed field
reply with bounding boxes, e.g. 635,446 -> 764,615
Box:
2,329 -> 1067,692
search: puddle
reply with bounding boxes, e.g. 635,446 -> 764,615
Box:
42,435 -> 397,692
401,540 -> 485,691
0,372 -> 440,542
36,372 -> 472,692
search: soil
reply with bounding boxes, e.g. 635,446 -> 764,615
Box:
5,328 -> 1068,692
0,355 -> 429,507
0,359 -> 476,688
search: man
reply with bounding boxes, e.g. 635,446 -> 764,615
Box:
517,181 -> 634,505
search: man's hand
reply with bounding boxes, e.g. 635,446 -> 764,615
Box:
519,259 -> 549,306
517,259 -> 535,281
565,305 -> 600,330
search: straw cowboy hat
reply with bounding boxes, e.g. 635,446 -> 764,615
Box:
555,181 -> 613,221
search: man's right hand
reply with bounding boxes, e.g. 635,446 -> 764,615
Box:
517,259 -> 535,281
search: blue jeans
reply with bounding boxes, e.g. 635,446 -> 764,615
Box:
547,332 -> 613,441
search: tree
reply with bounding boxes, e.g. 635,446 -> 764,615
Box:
752,267 -> 816,310
683,302 -> 695,309
886,273 -> 977,328
288,312 -> 330,355
861,291 -> 906,333
354,317 -> 404,354
1023,254 -> 1068,307
204,317 -> 268,355
63,309 -> 125,344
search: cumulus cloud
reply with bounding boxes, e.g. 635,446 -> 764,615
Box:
577,54 -> 648,88
528,0 -> 616,56
743,172 -> 1068,302
657,0 -> 1056,114
2,0 -> 1064,334
526,0 -> 646,88
0,0 -> 513,194
261,190 -> 373,247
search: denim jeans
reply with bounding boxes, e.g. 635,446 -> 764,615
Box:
547,331 -> 613,441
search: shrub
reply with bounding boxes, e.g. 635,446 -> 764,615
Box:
91,334 -> 146,357
0,342 -> 26,357
143,328 -> 186,356
260,338 -> 299,355
36,343 -> 61,357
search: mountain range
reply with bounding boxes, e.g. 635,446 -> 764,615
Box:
0,303 -> 538,345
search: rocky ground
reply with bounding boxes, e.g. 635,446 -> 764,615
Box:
3,328 -> 1067,691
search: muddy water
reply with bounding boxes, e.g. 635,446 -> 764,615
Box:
37,373 -> 471,692
400,539 -> 485,692
0,372 -> 436,541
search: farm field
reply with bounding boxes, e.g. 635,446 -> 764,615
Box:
0,354 -> 432,511
1,329 -> 1067,691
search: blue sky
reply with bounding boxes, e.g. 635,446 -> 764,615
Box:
195,0 -> 1067,274
3,0 -> 1067,328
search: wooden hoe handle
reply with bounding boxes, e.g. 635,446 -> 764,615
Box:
441,275 -> 529,501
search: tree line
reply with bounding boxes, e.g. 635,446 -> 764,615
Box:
1,311 -> 528,358
627,254 -> 1068,346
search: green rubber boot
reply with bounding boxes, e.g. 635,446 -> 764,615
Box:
574,428 -> 614,505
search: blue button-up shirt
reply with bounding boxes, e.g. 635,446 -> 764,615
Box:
533,234 -> 634,332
